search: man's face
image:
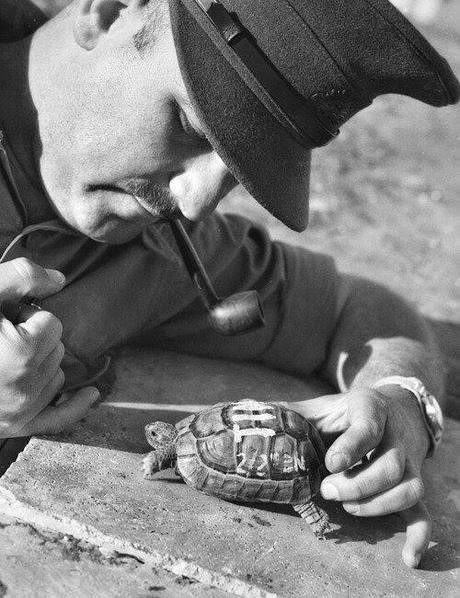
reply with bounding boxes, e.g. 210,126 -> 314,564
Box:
35,6 -> 237,243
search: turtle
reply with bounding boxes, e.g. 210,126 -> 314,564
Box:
142,399 -> 330,537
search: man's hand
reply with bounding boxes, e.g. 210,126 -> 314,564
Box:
0,258 -> 99,438
290,387 -> 431,568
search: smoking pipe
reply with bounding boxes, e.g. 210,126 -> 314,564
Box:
169,219 -> 265,336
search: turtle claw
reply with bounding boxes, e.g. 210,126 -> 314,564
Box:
142,447 -> 176,478
142,451 -> 161,479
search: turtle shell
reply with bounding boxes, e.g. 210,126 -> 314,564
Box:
175,399 -> 325,505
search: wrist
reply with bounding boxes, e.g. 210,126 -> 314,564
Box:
371,376 -> 443,457
373,385 -> 431,454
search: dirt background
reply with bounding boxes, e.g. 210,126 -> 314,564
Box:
220,3 -> 460,415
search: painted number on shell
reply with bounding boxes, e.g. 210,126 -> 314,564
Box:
236,450 -> 269,477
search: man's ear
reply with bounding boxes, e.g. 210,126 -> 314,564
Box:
74,0 -> 145,51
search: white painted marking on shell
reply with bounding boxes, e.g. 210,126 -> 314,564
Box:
233,425 -> 275,444
232,413 -> 275,422
230,401 -> 277,443
233,399 -> 274,412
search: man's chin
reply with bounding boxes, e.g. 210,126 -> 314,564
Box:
53,199 -> 165,243
86,225 -> 147,244
71,218 -> 152,244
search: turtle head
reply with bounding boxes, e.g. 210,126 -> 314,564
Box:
143,422 -> 178,475
144,421 -> 178,450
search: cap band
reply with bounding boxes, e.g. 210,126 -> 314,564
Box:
192,0 -> 338,147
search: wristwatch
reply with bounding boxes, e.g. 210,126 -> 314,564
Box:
372,376 -> 444,457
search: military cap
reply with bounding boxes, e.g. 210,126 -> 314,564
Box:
169,0 -> 459,230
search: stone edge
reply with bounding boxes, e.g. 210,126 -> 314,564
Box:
0,485 -> 277,598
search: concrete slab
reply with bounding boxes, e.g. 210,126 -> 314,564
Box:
0,348 -> 458,598
0,513 -> 229,598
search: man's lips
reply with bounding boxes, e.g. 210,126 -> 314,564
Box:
131,192 -> 165,220
89,183 -> 177,222
116,179 -> 181,220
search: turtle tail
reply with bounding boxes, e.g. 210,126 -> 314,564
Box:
293,500 -> 331,538
142,422 -> 177,478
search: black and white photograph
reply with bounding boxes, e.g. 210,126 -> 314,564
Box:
0,1 -> 458,596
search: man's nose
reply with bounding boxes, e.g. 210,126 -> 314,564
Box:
169,152 -> 236,221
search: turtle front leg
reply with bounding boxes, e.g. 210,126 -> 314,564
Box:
142,447 -> 176,479
143,421 -> 178,479
293,500 -> 330,538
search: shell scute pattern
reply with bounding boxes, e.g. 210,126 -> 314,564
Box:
143,399 -> 330,537
177,453 -> 201,482
176,399 -> 324,503
215,476 -> 247,501
189,404 -> 228,437
203,469 -> 228,496
292,476 -> 313,504
175,429 -> 196,459
275,478 -> 303,503
197,429 -> 236,473
234,477 -> 265,501
192,464 -> 210,492
271,433 -> 298,480
281,408 -> 316,440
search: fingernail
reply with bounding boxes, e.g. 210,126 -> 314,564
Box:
88,388 -> 100,403
321,482 -> 339,500
55,393 -> 67,406
328,452 -> 349,471
344,502 -> 360,515
402,551 -> 421,569
47,269 -> 66,285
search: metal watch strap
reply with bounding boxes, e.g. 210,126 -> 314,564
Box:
372,375 -> 443,457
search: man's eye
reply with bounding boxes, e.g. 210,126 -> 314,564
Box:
179,109 -> 207,144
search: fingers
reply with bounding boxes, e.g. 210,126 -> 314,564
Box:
325,389 -> 387,473
289,394 -> 348,442
1,367 -> 66,437
0,258 -> 65,304
39,342 -> 66,373
10,387 -> 100,437
400,501 -> 432,568
34,366 -> 66,412
321,446 -> 405,501
341,467 -> 425,517
0,310 -> 64,376
15,310 -> 64,362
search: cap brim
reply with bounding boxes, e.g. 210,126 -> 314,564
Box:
169,0 -> 312,232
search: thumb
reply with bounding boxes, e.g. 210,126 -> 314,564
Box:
13,387 -> 100,437
325,389 -> 387,472
0,258 -> 65,304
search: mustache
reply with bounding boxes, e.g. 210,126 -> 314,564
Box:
121,179 -> 180,219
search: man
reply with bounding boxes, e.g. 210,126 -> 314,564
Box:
0,0 -> 456,568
